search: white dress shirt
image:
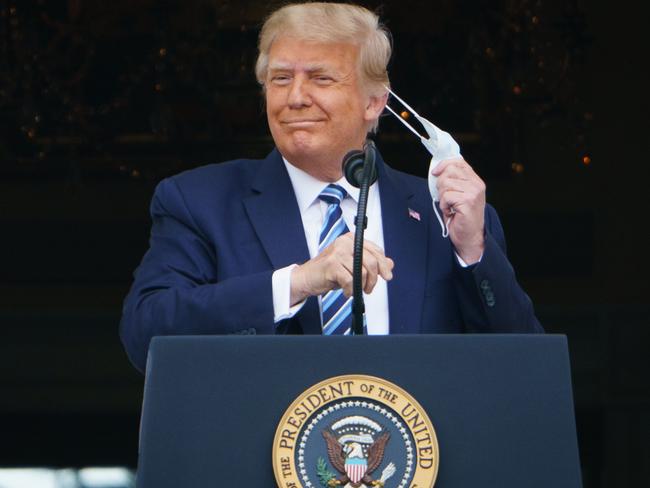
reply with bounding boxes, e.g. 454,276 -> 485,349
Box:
271,158 -> 390,335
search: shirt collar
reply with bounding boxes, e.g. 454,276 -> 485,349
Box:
282,157 -> 363,211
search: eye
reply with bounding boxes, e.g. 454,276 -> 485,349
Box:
270,74 -> 291,85
313,75 -> 334,85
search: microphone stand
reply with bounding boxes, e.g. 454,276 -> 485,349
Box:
351,140 -> 376,335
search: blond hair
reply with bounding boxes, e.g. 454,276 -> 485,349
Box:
256,3 -> 392,130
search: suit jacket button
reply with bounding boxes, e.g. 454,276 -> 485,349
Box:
480,279 -> 490,290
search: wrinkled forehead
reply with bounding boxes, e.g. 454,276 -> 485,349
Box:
265,37 -> 361,75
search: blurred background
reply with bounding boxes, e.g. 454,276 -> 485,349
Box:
1,0 -> 648,487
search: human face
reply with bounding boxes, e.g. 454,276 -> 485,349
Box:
264,36 -> 385,181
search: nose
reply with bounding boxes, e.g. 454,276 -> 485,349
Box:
287,76 -> 312,108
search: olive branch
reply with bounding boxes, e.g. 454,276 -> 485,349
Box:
316,457 -> 337,487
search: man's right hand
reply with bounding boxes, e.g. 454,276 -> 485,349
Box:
289,233 -> 394,306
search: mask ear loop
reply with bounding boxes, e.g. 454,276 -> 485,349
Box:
384,88 -> 451,238
434,203 -> 451,238
384,104 -> 424,140
384,88 -> 428,141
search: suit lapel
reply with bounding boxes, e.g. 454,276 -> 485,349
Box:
242,150 -> 321,335
377,158 -> 428,334
243,150 -> 310,269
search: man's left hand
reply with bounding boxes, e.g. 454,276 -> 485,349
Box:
432,157 -> 485,264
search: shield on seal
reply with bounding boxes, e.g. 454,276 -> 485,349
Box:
345,458 -> 368,484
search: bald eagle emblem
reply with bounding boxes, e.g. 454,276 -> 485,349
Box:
320,416 -> 396,487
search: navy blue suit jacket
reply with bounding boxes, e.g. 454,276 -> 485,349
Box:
120,149 -> 542,372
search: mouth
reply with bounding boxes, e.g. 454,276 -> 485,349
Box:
281,119 -> 325,128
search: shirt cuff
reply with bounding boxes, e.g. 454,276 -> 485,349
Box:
455,251 -> 483,268
272,264 -> 307,323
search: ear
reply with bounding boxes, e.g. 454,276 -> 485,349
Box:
363,91 -> 389,124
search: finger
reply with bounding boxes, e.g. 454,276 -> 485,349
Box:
436,173 -> 468,195
362,259 -> 378,293
360,247 -> 380,291
439,176 -> 485,206
450,161 -> 484,188
338,238 -> 394,289
431,157 -> 466,177
436,179 -> 464,218
439,190 -> 464,217
342,249 -> 378,294
336,266 -> 353,297
337,244 -> 383,294
439,163 -> 471,181
374,254 -> 394,281
358,238 -> 386,258
338,256 -> 368,296
342,272 -> 354,298
362,240 -> 394,280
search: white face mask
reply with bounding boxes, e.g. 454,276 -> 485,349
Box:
384,87 -> 461,238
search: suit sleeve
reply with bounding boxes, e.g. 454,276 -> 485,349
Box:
119,177 -> 276,373
453,205 -> 544,333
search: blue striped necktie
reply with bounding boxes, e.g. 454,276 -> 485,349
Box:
318,184 -> 353,335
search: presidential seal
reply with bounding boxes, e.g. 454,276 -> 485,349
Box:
272,375 -> 438,488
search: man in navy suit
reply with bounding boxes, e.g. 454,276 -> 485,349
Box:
120,3 -> 542,373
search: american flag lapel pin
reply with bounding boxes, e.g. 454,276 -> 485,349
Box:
408,208 -> 421,221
